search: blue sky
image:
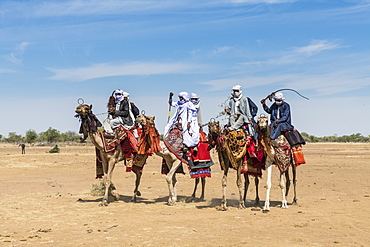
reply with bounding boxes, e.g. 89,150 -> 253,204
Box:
1,0 -> 370,137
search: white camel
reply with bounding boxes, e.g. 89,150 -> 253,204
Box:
257,115 -> 296,211
134,114 -> 207,205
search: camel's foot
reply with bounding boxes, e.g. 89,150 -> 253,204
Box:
167,198 -> 176,206
199,195 -> 205,201
189,195 -> 196,202
263,203 -> 270,212
111,190 -> 120,201
292,198 -> 298,205
99,199 -> 109,207
238,202 -> 246,210
280,200 -> 289,209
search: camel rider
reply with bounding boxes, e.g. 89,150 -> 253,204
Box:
261,92 -> 294,140
190,93 -> 202,126
103,90 -> 140,138
164,92 -> 200,148
225,85 -> 258,136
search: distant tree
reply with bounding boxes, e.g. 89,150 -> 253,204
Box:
40,127 -> 61,143
0,134 -> 3,142
5,132 -> 23,143
25,129 -> 38,144
60,131 -> 80,142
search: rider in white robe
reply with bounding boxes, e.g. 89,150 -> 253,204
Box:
164,92 -> 200,148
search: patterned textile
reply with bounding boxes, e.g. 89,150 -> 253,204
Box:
292,145 -> 306,166
137,122 -> 162,155
99,125 -> 127,153
224,129 -> 247,170
241,149 -> 266,177
188,167 -> 211,178
95,147 -> 103,179
163,125 -> 187,164
273,135 -> 292,173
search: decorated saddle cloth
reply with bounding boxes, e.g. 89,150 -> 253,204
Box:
137,122 -> 162,155
241,149 -> 266,178
163,124 -> 187,164
224,129 -> 247,170
99,125 -> 127,153
273,135 -> 292,173
186,131 -> 214,178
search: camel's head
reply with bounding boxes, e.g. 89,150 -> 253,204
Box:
135,114 -> 155,126
75,104 -> 92,117
208,121 -> 221,135
257,115 -> 269,130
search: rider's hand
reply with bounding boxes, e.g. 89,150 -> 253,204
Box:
187,122 -> 191,130
274,119 -> 279,125
225,108 -> 230,115
260,99 -> 266,105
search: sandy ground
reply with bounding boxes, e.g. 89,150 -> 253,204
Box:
0,142 -> 369,247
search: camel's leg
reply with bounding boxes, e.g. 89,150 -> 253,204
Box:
263,159 -> 273,211
100,157 -> 117,206
221,167 -> 229,211
254,176 -> 260,207
279,173 -> 289,209
191,178 -> 200,201
291,165 -> 298,205
243,173 -> 250,204
200,177 -> 206,200
172,173 -> 178,202
237,164 -> 246,209
285,170 -> 291,197
130,168 -> 142,202
166,159 -> 181,206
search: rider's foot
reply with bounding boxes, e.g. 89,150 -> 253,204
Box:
104,133 -> 115,139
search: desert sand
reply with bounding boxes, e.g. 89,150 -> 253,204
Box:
0,142 -> 369,246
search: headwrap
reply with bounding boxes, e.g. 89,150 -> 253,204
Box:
114,89 -> 124,103
190,93 -> 200,106
178,92 -> 189,105
231,85 -> 242,98
274,92 -> 285,101
123,91 -> 130,101
274,92 -> 284,105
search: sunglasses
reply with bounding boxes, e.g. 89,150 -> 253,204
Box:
115,93 -> 122,96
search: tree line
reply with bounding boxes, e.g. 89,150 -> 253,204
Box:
301,132 -> 370,143
0,127 -> 81,144
1,128 -> 369,144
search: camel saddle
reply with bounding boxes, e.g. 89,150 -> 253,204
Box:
99,125 -> 127,153
224,129 -> 247,170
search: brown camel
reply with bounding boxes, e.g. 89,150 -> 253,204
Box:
207,121 -> 260,210
75,104 -> 144,206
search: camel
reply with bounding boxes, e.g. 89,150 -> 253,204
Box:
75,104 -> 145,206
134,114 -> 207,205
207,121 -> 260,211
256,115 -> 298,211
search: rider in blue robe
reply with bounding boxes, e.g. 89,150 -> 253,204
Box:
261,92 -> 294,140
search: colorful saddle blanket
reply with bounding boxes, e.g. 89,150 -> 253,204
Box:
99,125 -> 128,153
224,129 -> 247,170
163,125 -> 187,164
273,135 -> 292,173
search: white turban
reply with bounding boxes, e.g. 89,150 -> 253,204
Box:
178,92 -> 189,101
274,92 -> 285,101
190,93 -> 199,99
232,85 -> 242,91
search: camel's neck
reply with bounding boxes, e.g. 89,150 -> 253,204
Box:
88,132 -> 104,151
258,127 -> 274,157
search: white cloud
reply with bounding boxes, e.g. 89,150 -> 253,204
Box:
294,40 -> 344,57
47,62 -> 207,82
6,41 -> 30,65
229,0 -> 296,4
